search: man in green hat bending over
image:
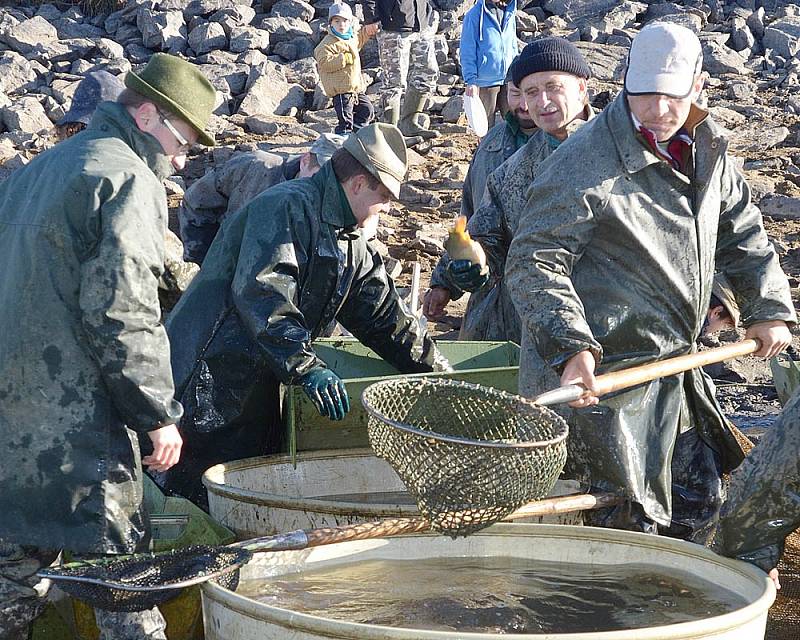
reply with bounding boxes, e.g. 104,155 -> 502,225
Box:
0,53 -> 215,639
164,123 -> 451,508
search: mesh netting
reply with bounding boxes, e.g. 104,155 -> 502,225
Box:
362,378 -> 569,537
41,545 -> 251,612
767,542 -> 800,640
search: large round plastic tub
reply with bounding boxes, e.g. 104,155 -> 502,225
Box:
202,524 -> 775,640
203,449 -> 581,537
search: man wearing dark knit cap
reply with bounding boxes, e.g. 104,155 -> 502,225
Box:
506,22 -> 795,539
425,38 -> 593,340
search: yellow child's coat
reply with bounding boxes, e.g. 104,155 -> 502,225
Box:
314,29 -> 370,97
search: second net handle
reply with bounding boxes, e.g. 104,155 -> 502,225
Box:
534,339 -> 760,406
594,339 -> 760,396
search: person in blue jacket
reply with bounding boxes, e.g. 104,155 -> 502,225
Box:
459,0 -> 518,129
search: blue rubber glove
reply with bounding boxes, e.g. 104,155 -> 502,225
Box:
300,367 -> 350,421
446,259 -> 489,292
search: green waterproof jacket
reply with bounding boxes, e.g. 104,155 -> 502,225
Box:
506,93 -> 796,525
0,102 -> 182,554
461,118 -> 522,221
429,117 -> 524,313
167,162 -> 448,449
459,107 -> 593,341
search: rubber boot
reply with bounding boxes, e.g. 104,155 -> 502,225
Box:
403,134 -> 425,148
398,87 -> 439,140
382,98 -> 400,126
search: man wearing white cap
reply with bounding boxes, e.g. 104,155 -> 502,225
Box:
506,22 -> 796,539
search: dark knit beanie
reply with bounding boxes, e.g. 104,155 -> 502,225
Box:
511,37 -> 592,86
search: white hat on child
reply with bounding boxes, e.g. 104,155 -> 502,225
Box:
328,2 -> 354,20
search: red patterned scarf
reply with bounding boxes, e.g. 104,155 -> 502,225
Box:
636,124 -> 693,175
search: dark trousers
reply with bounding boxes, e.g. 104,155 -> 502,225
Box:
584,427 -> 723,541
333,92 -> 374,135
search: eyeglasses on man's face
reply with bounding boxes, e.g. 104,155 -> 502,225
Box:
157,110 -> 192,154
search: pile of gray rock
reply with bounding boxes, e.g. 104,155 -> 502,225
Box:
0,0 -> 798,183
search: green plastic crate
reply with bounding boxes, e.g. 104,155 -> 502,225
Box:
282,339 -> 520,454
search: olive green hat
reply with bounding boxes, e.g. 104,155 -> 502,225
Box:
125,53 -> 216,147
343,123 -> 407,198
711,273 -> 740,328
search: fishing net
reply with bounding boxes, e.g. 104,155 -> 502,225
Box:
362,378 -> 569,537
39,545 -> 251,612
768,552 -> 800,640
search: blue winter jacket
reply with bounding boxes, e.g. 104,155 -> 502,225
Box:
459,0 -> 518,87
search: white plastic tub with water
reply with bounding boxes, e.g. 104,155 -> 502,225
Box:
202,449 -> 582,537
201,524 -> 775,640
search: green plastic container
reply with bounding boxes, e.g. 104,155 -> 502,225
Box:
283,339 -> 520,454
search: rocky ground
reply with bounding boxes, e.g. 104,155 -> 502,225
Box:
2,0 -> 800,433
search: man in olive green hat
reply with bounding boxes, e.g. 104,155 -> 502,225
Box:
0,53 -> 215,639
163,123 -> 451,508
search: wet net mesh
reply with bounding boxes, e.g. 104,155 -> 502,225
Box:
362,378 -> 569,537
42,545 -> 251,612
768,546 -> 800,640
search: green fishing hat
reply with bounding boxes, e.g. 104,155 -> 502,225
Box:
125,53 -> 216,147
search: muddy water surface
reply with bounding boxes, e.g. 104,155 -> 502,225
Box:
237,556 -> 748,634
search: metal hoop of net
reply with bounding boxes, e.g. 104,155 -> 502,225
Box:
362,378 -> 569,537
39,545 -> 251,612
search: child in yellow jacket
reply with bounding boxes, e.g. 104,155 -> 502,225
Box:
314,2 -> 376,135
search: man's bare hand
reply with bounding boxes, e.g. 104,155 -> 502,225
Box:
745,320 -> 792,359
465,84 -> 478,98
143,424 -> 183,472
561,350 -> 599,408
423,287 -> 451,320
363,22 -> 380,37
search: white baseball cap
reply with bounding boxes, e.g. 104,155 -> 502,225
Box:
625,22 -> 703,99
328,2 -> 354,21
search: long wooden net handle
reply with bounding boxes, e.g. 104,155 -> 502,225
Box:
534,340 -> 760,406
244,492 -> 624,551
594,339 -> 760,396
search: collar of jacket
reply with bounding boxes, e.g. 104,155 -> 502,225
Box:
503,112 -> 533,148
543,102 -> 595,149
609,93 -> 711,175
312,162 -> 359,229
88,101 -> 174,181
569,102 -> 595,134
481,118 -> 515,153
